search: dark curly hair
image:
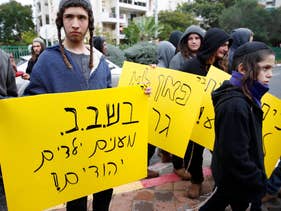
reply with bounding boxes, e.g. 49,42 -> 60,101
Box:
55,0 -> 94,69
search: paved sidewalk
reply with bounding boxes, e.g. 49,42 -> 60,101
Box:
47,150 -> 281,211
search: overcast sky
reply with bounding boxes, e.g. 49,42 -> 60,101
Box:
0,0 -> 33,6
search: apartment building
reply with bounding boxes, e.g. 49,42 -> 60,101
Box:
33,0 -> 188,44
259,0 -> 281,8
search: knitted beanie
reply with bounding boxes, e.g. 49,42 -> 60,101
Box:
233,41 -> 270,59
33,37 -> 45,47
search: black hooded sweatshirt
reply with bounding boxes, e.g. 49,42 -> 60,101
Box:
211,80 -> 266,200
181,27 -> 231,75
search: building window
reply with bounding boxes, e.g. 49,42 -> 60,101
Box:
46,15 -> 50,24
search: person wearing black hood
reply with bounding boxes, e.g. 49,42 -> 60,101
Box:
93,36 -> 107,55
168,30 -> 183,54
181,27 -> 232,199
228,28 -> 254,72
200,41 -> 275,211
167,25 -> 206,180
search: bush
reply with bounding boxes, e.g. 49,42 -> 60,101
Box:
106,44 -> 125,67
124,41 -> 157,65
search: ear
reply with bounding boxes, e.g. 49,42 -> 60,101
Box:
237,63 -> 246,75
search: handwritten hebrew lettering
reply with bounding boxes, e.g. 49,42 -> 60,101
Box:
106,103 -> 120,127
272,109 -> 281,131
196,107 -> 204,124
86,106 -> 102,130
51,172 -> 79,192
204,78 -> 219,93
129,68 -> 150,86
34,150 -> 54,173
203,117 -> 214,129
0,87 -> 148,211
62,107 -> 79,135
196,76 -> 206,86
152,107 -> 171,136
154,75 -> 191,106
50,159 -> 125,192
122,102 -> 139,125
88,132 -> 136,158
262,103 -> 271,120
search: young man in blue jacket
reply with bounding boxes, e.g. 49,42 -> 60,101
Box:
24,0 -> 113,210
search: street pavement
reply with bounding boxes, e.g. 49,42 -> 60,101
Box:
269,65 -> 281,99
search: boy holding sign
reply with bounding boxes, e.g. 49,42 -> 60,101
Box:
200,42 -> 275,210
24,0 -> 113,210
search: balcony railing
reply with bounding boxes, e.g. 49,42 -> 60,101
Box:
119,0 -> 146,7
101,12 -> 127,24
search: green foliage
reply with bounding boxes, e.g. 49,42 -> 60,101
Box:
266,8 -> 281,46
123,16 -> 163,45
158,10 -> 197,40
0,1 -> 35,44
176,0 -> 280,46
218,0 -> 270,42
179,0 -> 224,28
124,41 -> 157,65
106,44 -> 126,67
272,47 -> 281,62
21,30 -> 38,44
123,21 -> 140,45
216,0 -> 237,8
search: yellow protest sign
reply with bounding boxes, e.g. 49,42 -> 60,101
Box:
262,94 -> 281,176
191,66 -> 230,149
0,87 -> 148,211
119,61 -> 205,157
190,66 -> 281,176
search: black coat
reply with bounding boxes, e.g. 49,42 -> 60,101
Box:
211,80 -> 266,200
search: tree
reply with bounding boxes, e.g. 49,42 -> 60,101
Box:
218,0 -> 270,42
217,0 -> 237,8
266,7 -> 281,46
179,0 -> 225,28
0,0 -> 35,44
158,10 -> 198,40
123,16 -> 163,45
21,30 -> 38,45
123,21 -> 140,45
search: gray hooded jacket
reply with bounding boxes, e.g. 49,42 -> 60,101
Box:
157,41 -> 175,68
169,25 -> 205,70
0,49 -> 17,98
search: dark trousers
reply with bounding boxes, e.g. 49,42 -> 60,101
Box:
148,143 -> 156,163
66,188 -> 113,211
266,158 -> 281,195
199,187 -> 262,211
172,141 -> 204,184
0,167 -> 7,211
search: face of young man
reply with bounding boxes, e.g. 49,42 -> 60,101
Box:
215,41 -> 229,59
63,7 -> 89,43
257,54 -> 275,85
32,42 -> 42,55
187,33 -> 201,52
